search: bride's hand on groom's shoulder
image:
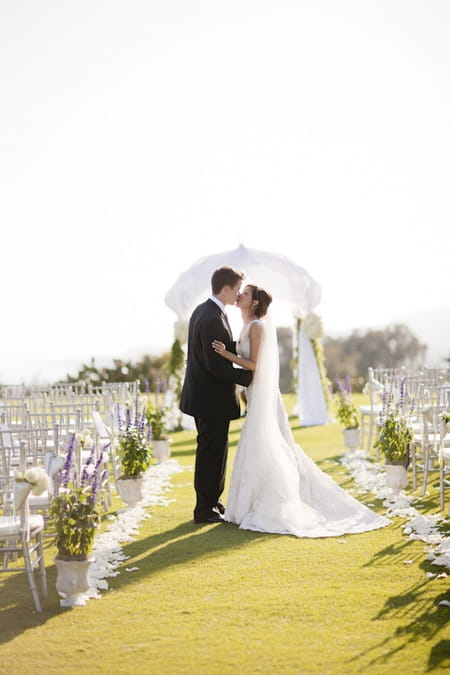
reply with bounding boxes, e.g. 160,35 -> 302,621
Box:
212,340 -> 226,356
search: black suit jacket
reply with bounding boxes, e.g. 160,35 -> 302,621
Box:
180,299 -> 253,420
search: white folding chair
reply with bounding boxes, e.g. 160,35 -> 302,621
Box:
411,385 -> 450,498
359,367 -> 384,454
437,411 -> 450,513
0,461 -> 48,612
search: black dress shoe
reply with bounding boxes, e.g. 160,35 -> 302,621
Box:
215,502 -> 225,515
194,512 -> 225,524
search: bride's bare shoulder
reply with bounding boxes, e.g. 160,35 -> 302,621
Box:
248,320 -> 264,335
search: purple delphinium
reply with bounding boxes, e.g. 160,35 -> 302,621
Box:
60,432 -> 76,488
138,409 -> 146,433
345,375 -> 352,394
144,378 -> 150,394
133,391 -> 140,427
88,447 -> 107,507
398,376 -> 407,415
80,444 -> 96,484
155,376 -> 160,405
378,387 -> 389,426
125,406 -> 131,431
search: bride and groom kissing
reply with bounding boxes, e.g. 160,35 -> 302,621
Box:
180,266 -> 389,537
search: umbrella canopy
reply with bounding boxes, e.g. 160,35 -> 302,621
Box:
165,244 -> 322,321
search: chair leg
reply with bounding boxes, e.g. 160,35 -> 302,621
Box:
367,418 -> 374,453
440,465 -> 445,511
422,446 -> 430,496
371,420 -> 380,461
22,534 -> 42,612
411,445 -> 416,490
37,532 -> 48,599
360,416 -> 366,451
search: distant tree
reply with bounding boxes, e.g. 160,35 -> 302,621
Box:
324,324 -> 427,391
63,353 -> 170,392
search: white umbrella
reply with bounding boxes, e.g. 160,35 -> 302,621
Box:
164,244 -> 322,321
165,244 -> 327,427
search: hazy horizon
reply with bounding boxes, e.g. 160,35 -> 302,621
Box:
1,2 -> 449,384
2,303 -> 448,386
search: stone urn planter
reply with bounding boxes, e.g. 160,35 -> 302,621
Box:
55,557 -> 94,608
342,428 -> 361,452
116,476 -> 144,507
152,439 -> 171,463
375,412 -> 412,495
385,461 -> 408,494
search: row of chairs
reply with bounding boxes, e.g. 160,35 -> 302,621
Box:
0,380 -> 140,399
359,367 -> 450,511
0,384 -> 140,611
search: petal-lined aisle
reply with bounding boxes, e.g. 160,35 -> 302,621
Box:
341,450 -> 450,573
88,459 -> 187,599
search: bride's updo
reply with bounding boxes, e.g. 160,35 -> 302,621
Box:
248,284 -> 272,318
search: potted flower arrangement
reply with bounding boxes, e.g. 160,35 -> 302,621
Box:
115,402 -> 152,506
374,378 -> 413,493
146,401 -> 171,463
50,433 -> 106,607
334,377 -> 361,451
374,413 -> 413,465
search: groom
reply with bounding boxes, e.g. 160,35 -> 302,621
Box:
180,266 -> 253,523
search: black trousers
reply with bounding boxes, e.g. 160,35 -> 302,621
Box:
193,416 -> 230,519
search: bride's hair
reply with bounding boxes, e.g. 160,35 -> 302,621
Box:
248,284 -> 272,318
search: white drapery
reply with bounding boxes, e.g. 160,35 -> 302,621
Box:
293,323 -> 329,426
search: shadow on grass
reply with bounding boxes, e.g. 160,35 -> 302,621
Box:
0,539 -> 71,641
348,569 -> 450,671
170,438 -> 195,449
108,518 -> 271,594
0,520 -> 271,645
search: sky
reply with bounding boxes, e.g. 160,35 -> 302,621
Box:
1,0 -> 449,384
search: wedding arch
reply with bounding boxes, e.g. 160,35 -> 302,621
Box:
164,244 -> 329,426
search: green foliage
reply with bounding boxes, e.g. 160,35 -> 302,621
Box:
168,338 -> 184,376
374,413 -> 413,462
63,353 -> 170,392
167,338 -> 185,421
118,427 -> 151,477
50,484 -> 101,561
334,380 -> 360,429
324,324 -> 427,391
146,403 -> 168,440
310,337 -> 332,411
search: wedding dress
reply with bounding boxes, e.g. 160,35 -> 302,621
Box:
225,314 -> 390,537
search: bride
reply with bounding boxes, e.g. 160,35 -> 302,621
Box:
212,284 -> 390,537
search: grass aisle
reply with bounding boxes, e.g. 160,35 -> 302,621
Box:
1,395 -> 449,674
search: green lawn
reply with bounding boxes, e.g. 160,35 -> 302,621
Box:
1,394 -> 449,674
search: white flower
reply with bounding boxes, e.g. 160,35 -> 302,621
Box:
77,429 -> 93,446
303,313 -> 324,340
24,468 -> 40,484
22,466 -> 49,495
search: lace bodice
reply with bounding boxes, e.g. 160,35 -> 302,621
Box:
237,320 -> 263,360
